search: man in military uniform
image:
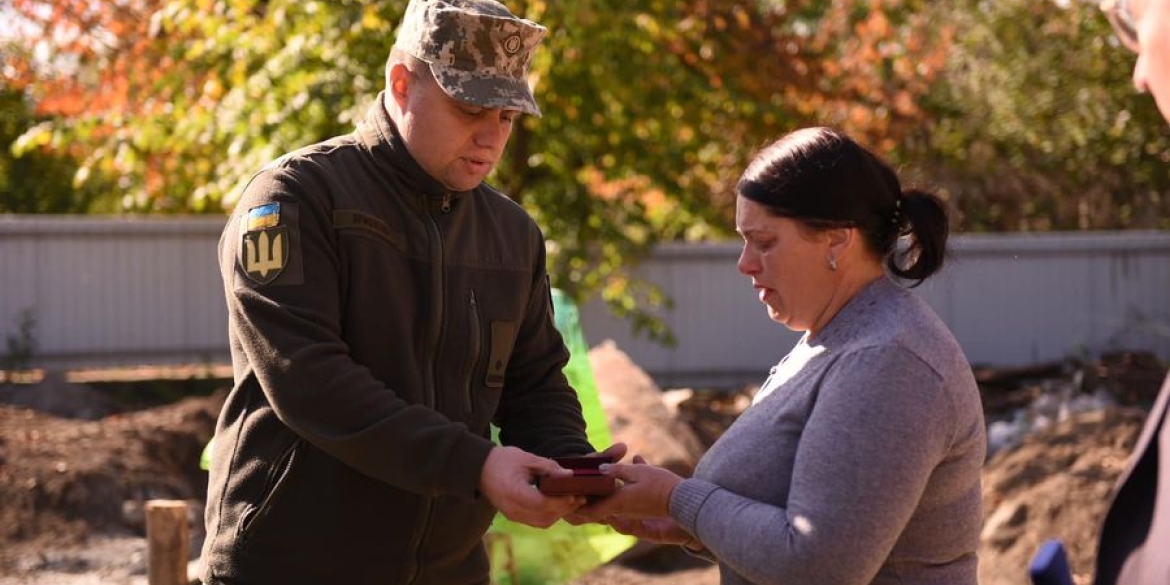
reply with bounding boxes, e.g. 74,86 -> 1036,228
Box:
201,1 -> 623,583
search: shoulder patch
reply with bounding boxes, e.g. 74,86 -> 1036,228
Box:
240,226 -> 289,285
248,202 -> 281,230
239,202 -> 294,285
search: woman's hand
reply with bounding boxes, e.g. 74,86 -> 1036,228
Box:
568,455 -> 684,521
606,516 -> 701,550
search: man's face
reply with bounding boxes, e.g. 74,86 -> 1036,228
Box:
393,66 -> 519,192
1128,0 -> 1170,122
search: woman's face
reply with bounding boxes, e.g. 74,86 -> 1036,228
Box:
735,196 -> 833,332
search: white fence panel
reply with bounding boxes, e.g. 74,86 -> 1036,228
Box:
579,232 -> 1170,388
2,217 -> 1168,390
578,243 -> 802,389
921,233 -> 1170,369
0,216 -> 228,369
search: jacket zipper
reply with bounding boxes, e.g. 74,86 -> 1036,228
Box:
405,192 -> 451,585
464,288 -> 481,413
423,194 -> 449,409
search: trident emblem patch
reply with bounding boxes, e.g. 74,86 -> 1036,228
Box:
241,227 -> 288,285
242,225 -> 287,285
241,206 -> 289,286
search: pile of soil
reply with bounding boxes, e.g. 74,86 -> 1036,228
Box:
0,376 -> 223,585
0,348 -> 1164,585
978,407 -> 1147,584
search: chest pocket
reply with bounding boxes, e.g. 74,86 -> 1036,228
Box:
485,320 -> 518,388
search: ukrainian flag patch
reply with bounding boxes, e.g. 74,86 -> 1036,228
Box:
240,202 -> 288,285
247,202 -> 281,230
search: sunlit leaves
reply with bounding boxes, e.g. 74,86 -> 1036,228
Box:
5,0 -> 951,341
911,0 -> 1170,231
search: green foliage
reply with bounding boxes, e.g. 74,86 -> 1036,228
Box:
513,0 -> 944,339
907,0 -> 1170,231
5,0 -> 1168,356
122,0 -> 387,213
0,86 -> 114,213
516,0 -> 747,342
0,0 -> 993,342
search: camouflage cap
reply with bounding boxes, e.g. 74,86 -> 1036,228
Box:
395,0 -> 548,117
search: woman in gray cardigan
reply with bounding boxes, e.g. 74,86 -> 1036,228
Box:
573,127 -> 986,585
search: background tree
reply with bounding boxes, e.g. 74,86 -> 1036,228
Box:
4,0 -> 196,211
5,0 -> 948,341
904,0 -> 1170,232
0,86 -> 112,213
485,0 -> 948,339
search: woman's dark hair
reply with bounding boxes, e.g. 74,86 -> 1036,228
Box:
737,127 -> 949,286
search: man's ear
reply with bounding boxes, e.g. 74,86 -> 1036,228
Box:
388,62 -> 412,107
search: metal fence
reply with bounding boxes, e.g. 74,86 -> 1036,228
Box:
579,233 -> 1170,388
2,216 -> 1168,389
0,216 -> 227,370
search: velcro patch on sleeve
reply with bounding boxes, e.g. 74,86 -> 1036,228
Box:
239,202 -> 303,286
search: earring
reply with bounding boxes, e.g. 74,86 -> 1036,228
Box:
827,256 -> 837,271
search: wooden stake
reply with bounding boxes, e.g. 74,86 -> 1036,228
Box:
146,499 -> 189,585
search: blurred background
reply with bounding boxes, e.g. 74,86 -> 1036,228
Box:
2,0 -> 1168,380
1,2 -> 1168,583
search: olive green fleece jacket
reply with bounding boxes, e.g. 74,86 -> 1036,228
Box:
201,96 -> 594,585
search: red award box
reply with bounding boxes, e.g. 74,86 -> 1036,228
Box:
537,455 -> 616,496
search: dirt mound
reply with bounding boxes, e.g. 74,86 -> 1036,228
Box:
0,373 -> 120,421
0,348 -> 1162,585
978,407 -> 1146,584
589,340 -> 709,476
0,385 -> 223,578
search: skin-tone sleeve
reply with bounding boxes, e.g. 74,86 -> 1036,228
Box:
671,345 -> 958,585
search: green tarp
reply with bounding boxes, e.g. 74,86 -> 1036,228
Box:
486,289 -> 635,584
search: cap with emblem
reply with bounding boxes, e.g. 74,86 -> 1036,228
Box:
394,0 -> 548,117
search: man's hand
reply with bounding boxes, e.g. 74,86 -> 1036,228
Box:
590,442 -> 628,463
478,446 -> 583,528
